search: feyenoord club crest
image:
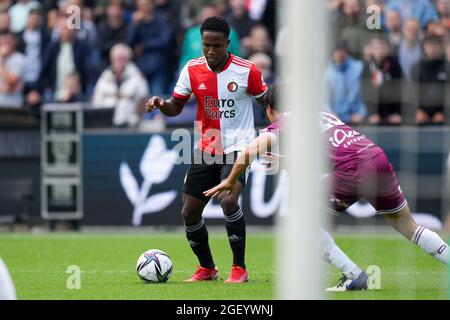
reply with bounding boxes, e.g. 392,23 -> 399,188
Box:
227,81 -> 238,92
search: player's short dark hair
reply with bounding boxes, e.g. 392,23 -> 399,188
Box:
200,16 -> 230,39
267,85 -> 278,111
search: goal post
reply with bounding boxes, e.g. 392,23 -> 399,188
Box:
277,0 -> 329,299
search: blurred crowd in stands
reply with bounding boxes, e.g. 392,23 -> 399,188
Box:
0,0 -> 449,128
327,0 -> 450,126
0,0 -> 277,128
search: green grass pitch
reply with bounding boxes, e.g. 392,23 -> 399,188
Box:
0,232 -> 447,299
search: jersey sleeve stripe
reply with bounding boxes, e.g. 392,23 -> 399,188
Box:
233,56 -> 253,65
233,61 -> 252,68
232,57 -> 252,65
231,60 -> 252,69
188,61 -> 206,67
253,87 -> 268,98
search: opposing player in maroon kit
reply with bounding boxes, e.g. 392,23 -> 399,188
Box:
205,86 -> 450,291
145,16 -> 268,283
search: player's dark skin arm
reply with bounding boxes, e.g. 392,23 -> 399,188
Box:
144,96 -> 187,116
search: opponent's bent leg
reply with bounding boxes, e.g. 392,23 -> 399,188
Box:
321,229 -> 369,291
384,205 -> 449,264
321,228 -> 362,280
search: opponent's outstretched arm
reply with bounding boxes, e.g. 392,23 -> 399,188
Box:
203,132 -> 277,198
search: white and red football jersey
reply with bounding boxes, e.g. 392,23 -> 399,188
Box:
173,54 -> 267,154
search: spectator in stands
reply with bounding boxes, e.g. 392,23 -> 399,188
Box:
97,1 -> 128,72
180,0 -> 223,28
241,24 -> 273,60
81,4 -> 99,47
16,8 -> 47,95
436,0 -> 450,29
216,0 -> 230,16
56,71 -> 83,102
247,0 -> 268,21
50,0 -> 98,94
248,52 -> 274,85
46,8 -> 59,34
154,0 -> 183,27
0,32 -> 26,108
387,0 -> 438,29
399,18 -> 422,80
90,0 -> 107,24
154,0 -> 184,87
248,52 -> 274,125
8,0 -> 40,33
385,9 -> 403,50
0,0 -> 13,12
365,0 -> 387,10
362,35 -> 404,125
179,4 -> 240,70
411,35 -> 448,125
328,0 -> 342,25
51,0 -> 97,49
242,0 -> 276,41
334,0 -> 373,59
326,39 -> 367,125
425,20 -> 448,40
92,43 -> 149,128
127,0 -> 172,95
226,0 -> 256,42
38,18 -> 90,101
0,11 -> 10,33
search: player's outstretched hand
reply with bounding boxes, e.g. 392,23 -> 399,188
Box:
145,96 -> 165,112
203,179 -> 235,199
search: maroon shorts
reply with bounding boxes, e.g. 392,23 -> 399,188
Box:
325,150 -> 407,215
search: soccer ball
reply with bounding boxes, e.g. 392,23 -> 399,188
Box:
136,249 -> 173,283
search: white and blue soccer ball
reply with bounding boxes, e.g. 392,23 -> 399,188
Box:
136,249 -> 173,283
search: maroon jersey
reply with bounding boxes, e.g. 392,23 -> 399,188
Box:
263,112 -> 288,134
263,111 -> 406,214
320,112 -> 406,214
320,112 -> 383,169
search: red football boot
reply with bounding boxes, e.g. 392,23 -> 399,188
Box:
224,265 -> 249,283
185,266 -> 219,282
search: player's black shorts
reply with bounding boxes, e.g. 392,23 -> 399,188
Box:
183,149 -> 248,203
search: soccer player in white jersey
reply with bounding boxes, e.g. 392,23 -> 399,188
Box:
145,16 -> 268,283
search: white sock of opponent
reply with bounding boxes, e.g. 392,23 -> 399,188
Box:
320,229 -> 362,280
411,226 -> 450,264
0,257 -> 16,300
